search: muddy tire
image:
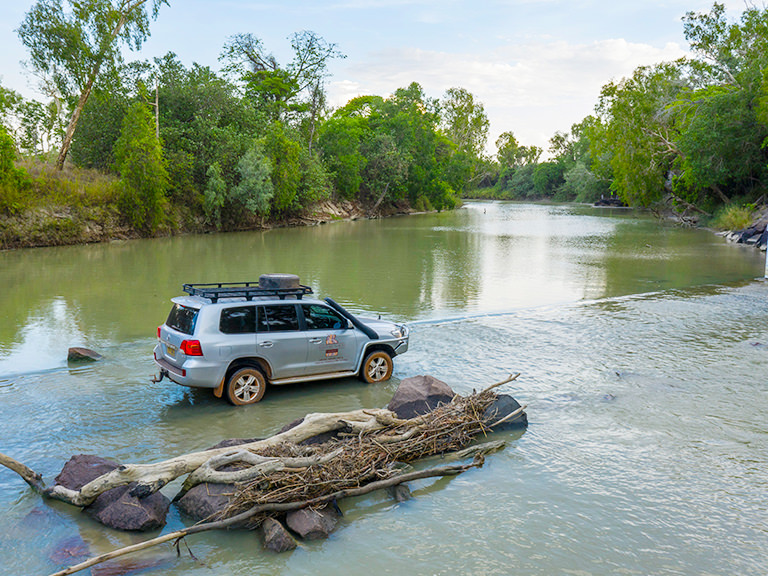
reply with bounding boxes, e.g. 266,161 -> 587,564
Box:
225,367 -> 267,405
359,351 -> 393,384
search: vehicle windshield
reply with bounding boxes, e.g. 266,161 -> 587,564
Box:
166,303 -> 199,335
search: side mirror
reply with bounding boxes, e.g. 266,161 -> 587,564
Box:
347,319 -> 354,330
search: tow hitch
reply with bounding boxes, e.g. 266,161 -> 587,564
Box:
151,369 -> 169,383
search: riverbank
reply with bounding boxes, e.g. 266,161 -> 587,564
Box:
0,194 -> 415,251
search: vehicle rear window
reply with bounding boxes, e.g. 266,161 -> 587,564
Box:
259,305 -> 299,332
220,306 -> 256,334
166,303 -> 199,335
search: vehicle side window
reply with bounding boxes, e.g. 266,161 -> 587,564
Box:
219,306 -> 256,334
261,305 -> 300,332
302,304 -> 345,330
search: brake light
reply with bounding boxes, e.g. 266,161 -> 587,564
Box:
180,340 -> 203,356
157,326 -> 162,339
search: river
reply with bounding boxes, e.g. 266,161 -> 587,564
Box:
0,201 -> 766,576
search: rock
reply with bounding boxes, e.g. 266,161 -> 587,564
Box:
285,505 -> 341,540
482,394 -> 528,430
387,375 -> 455,419
55,455 -> 170,532
261,517 -> 298,552
87,486 -> 170,532
388,483 -> 411,502
67,347 -> 103,362
176,438 -> 260,521
176,482 -> 237,521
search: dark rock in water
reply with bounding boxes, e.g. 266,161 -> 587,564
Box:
387,375 -> 455,419
262,517 -> 298,552
758,229 -> 768,249
55,454 -> 170,532
482,394 -> 528,430
67,347 -> 103,362
55,454 -> 119,489
176,437 -> 258,521
388,483 -> 411,502
49,534 -> 90,565
285,505 -> 340,540
176,482 -> 236,521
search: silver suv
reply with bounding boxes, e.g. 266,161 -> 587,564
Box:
153,274 -> 409,405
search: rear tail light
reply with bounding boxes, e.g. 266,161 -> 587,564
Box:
157,325 -> 162,339
180,340 -> 203,356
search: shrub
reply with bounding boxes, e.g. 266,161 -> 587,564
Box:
711,204 -> 754,230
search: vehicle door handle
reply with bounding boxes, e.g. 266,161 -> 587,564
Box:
259,341 -> 274,348
308,338 -> 322,344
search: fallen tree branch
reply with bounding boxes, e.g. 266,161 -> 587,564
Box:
1,408 -> 398,507
48,460 -> 480,576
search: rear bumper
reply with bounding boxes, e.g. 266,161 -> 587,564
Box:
153,346 -> 222,389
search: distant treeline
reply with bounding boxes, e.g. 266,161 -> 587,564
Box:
1,1 -> 767,241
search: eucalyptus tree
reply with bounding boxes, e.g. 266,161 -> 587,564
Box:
18,0 -> 168,170
221,31 -> 344,129
440,87 -> 489,157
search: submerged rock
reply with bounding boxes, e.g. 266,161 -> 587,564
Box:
67,347 -> 103,362
387,375 -> 455,419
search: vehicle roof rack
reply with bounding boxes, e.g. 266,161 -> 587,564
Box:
182,282 -> 313,302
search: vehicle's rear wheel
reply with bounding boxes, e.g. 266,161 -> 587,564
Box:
359,350 -> 393,383
225,367 -> 267,405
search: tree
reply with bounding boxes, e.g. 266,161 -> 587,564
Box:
232,143 -> 273,218
203,162 -> 227,228
0,125 -> 32,215
221,31 -> 344,125
592,63 -> 687,206
18,0 -> 168,170
113,102 -> 168,232
440,87 -> 489,157
496,131 -> 541,168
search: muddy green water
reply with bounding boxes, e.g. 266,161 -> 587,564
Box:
1,201 -> 767,576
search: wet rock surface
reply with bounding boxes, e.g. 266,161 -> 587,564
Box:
285,505 -> 341,540
55,455 -> 170,531
387,375 -> 455,419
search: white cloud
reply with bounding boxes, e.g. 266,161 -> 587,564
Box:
328,37 -> 688,154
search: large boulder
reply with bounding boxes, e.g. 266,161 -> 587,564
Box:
285,505 -> 341,540
261,517 -> 298,552
482,394 -> 528,430
387,375 -> 455,419
55,455 -> 170,532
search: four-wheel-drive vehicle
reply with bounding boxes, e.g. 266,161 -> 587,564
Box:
153,274 -> 409,405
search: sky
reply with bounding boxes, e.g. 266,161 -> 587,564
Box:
0,0 -> 746,155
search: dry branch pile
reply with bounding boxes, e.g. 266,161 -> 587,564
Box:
220,382 -> 513,525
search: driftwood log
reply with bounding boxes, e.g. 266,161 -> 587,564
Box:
0,374 -> 526,575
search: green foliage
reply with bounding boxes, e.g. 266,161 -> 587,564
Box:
441,87 -> 489,156
232,144 -> 273,217
203,162 -> 227,228
533,162 -> 565,197
711,203 -> 755,230
18,0 -> 168,166
0,126 -> 33,215
113,102 -> 168,233
71,90 -> 129,170
561,162 -> 610,203
263,123 -> 301,215
318,116 -> 367,199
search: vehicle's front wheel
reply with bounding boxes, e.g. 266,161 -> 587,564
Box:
225,367 -> 267,405
359,350 -> 393,383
